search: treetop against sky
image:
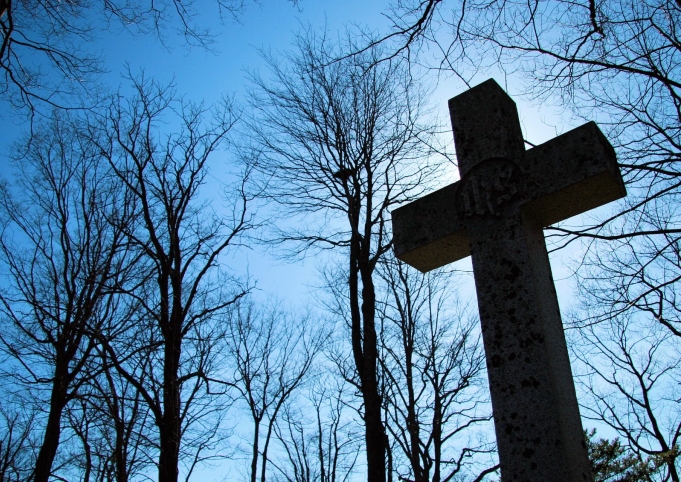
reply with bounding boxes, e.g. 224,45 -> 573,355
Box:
0,1 -> 383,301
0,0 -> 584,312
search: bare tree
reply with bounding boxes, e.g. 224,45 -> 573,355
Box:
271,377 -> 361,482
94,347 -> 154,482
377,257 -> 496,482
571,309 -> 681,481
225,300 -> 322,482
0,404 -> 37,481
0,112 -> 136,482
62,341 -> 155,482
247,31 -> 443,482
92,76 -> 253,482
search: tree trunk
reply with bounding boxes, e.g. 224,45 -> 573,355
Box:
349,238 -> 364,380
82,430 -> 92,482
432,393 -> 442,482
668,461 -> 679,482
251,419 -> 260,482
404,325 -> 425,482
260,417 -> 278,482
33,367 -> 69,482
158,331 -> 181,482
114,413 -> 129,482
359,267 -> 386,482
347,198 -> 387,482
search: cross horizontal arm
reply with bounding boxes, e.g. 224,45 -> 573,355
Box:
392,182 -> 469,272
521,122 -> 626,227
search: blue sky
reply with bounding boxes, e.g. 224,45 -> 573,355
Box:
0,1 -> 391,301
0,0 -> 589,311
99,1 -> 388,103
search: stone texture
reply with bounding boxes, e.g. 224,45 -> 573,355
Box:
392,79 -> 626,482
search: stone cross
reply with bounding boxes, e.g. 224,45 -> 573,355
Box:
392,79 -> 626,481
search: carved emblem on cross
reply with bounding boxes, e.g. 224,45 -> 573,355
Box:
458,158 -> 520,217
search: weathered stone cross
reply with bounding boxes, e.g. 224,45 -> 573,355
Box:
392,79 -> 626,481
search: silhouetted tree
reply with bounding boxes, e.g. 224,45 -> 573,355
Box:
93,76 -> 253,482
225,300 -> 322,482
572,311 -> 681,481
377,257 -> 496,482
0,405 -> 37,481
247,31 -> 443,482
0,112 -> 136,482
64,342 -> 155,482
271,377 -> 361,482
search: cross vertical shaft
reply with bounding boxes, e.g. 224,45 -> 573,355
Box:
468,212 -> 590,480
392,79 -> 626,481
450,80 -> 591,481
